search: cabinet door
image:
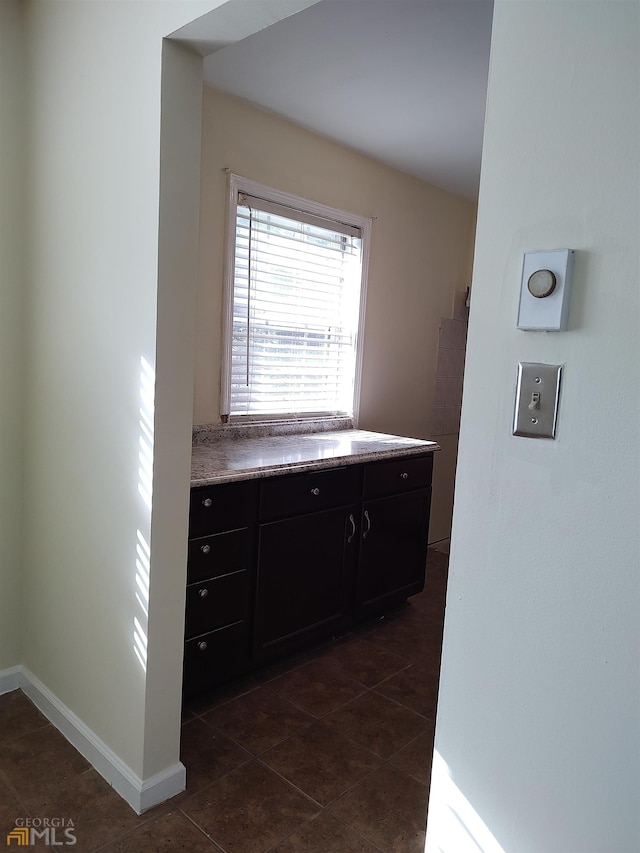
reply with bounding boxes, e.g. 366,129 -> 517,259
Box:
357,488 -> 431,619
254,506 -> 357,661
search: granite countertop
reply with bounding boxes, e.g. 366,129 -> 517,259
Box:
191,429 -> 440,487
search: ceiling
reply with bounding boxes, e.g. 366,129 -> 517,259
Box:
203,0 -> 493,200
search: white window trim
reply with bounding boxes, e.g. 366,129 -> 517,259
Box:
220,174 -> 371,425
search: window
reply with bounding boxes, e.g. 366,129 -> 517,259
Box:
221,175 -> 370,423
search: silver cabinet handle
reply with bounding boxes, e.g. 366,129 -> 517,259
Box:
197,641 -> 207,651
347,513 -> 356,544
400,472 -> 409,480
310,487 -> 320,496
202,497 -> 213,508
363,509 -> 371,539
198,588 -> 209,598
200,544 -> 211,555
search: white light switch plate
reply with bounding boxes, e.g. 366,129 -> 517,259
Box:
513,362 -> 562,439
517,249 -> 574,331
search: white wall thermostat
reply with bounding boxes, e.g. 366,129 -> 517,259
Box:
517,249 -> 575,331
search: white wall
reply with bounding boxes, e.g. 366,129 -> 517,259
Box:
427,2 -> 640,851
195,87 -> 476,542
0,0 -> 25,674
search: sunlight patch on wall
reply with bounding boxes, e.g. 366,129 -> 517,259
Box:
138,356 -> 155,511
425,751 -> 505,853
133,528 -> 151,672
133,613 -> 148,670
133,356 -> 155,672
135,529 -> 150,619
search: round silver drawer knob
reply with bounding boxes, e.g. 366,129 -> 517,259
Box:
200,544 -> 211,555
197,641 -> 208,651
311,487 -> 320,496
202,497 -> 213,508
198,588 -> 209,598
400,472 -> 409,480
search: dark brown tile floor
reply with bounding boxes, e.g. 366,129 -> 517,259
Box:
0,548 -> 448,853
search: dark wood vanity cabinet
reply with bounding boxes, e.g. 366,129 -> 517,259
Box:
183,453 -> 433,697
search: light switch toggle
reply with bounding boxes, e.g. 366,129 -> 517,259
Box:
528,391 -> 541,411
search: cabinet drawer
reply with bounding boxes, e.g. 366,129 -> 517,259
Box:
364,454 -> 433,499
185,570 -> 247,639
183,621 -> 249,696
189,480 -> 257,538
188,528 -> 250,584
260,465 -> 361,521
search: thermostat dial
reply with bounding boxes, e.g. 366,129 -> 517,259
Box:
527,269 -> 557,299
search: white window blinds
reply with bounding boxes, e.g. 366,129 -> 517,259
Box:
225,191 -> 364,420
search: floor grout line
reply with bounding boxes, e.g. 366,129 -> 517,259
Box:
253,755 -> 326,811
177,808 -> 228,851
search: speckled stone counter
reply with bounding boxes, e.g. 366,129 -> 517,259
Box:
191,428 -> 440,486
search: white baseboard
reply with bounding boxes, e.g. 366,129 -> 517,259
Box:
2,665 -> 185,814
0,665 -> 24,695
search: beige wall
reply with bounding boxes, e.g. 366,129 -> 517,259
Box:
0,0 -> 25,672
21,0 -> 225,787
6,0 -> 328,810
195,86 -> 476,541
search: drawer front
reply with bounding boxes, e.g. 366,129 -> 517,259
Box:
363,453 -> 433,499
259,465 -> 361,521
183,621 -> 249,696
185,570 -> 247,639
189,480 -> 257,538
188,528 -> 250,584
